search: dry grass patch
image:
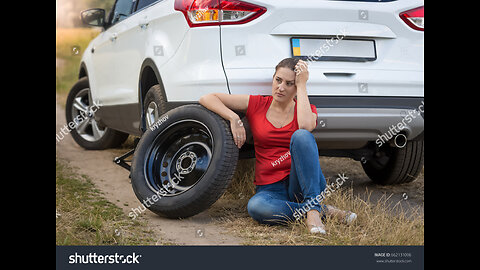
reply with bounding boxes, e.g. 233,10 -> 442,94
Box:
212,159 -> 424,246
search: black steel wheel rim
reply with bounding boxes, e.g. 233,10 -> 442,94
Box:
144,120 -> 214,196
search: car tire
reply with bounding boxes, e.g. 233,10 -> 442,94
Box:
130,105 -> 239,218
143,85 -> 168,129
362,140 -> 424,185
65,77 -> 129,150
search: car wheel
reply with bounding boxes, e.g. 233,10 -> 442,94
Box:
143,85 -> 168,129
65,77 -> 129,150
131,105 -> 239,218
362,140 -> 424,185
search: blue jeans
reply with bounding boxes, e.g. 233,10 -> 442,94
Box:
247,129 -> 328,225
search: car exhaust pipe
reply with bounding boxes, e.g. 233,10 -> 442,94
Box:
393,133 -> 408,149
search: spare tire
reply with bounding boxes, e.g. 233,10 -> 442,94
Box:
131,105 -> 239,218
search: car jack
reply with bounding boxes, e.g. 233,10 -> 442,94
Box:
113,138 -> 139,172
114,149 -> 135,171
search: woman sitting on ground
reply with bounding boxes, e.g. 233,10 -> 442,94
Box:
199,58 -> 356,234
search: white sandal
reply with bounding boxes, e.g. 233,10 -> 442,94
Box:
345,211 -> 358,224
307,223 -> 327,234
310,226 -> 327,234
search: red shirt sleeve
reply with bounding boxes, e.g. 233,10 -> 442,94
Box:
310,104 -> 318,128
246,95 -> 263,119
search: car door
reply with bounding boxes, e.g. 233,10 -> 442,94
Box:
90,0 -> 140,107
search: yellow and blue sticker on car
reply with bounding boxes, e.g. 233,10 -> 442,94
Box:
292,38 -> 301,56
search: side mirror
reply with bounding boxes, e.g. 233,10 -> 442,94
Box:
81,8 -> 106,27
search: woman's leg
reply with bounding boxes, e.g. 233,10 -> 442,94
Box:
247,130 -> 356,228
288,130 -> 357,226
247,130 -> 328,226
247,181 -> 293,225
287,129 -> 328,218
248,180 -> 319,225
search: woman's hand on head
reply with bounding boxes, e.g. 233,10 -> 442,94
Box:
294,60 -> 309,86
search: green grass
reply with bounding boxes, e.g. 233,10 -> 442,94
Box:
56,159 -> 155,245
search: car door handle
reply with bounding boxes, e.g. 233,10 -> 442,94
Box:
110,33 -> 118,42
139,21 -> 150,29
323,72 -> 356,79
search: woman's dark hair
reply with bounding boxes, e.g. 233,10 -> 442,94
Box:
274,57 -> 300,76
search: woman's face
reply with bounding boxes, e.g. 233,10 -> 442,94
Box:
272,67 -> 297,103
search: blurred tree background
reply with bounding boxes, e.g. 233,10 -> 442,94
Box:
56,0 -> 115,96
56,0 -> 115,28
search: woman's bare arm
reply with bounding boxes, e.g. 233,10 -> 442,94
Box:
295,60 -> 318,131
199,93 -> 250,148
199,93 -> 249,121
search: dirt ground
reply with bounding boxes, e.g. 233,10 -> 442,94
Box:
319,156 -> 424,218
56,96 -> 424,245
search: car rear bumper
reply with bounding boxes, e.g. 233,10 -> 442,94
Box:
310,96 -> 424,149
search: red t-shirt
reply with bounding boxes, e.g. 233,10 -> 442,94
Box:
246,95 -> 318,186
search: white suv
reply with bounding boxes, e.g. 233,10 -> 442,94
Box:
66,0 -> 424,218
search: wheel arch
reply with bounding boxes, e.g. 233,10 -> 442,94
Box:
138,58 -> 168,133
139,59 -> 168,103
79,62 -> 88,79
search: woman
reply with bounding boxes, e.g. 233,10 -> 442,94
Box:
199,58 -> 356,234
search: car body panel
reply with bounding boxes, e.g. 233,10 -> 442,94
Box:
79,0 -> 424,147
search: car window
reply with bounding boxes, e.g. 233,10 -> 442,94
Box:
111,0 -> 135,25
136,0 -> 160,11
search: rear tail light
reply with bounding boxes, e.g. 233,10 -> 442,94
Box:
174,0 -> 266,27
399,6 -> 424,31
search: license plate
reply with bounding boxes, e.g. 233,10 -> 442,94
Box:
291,38 -> 377,62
